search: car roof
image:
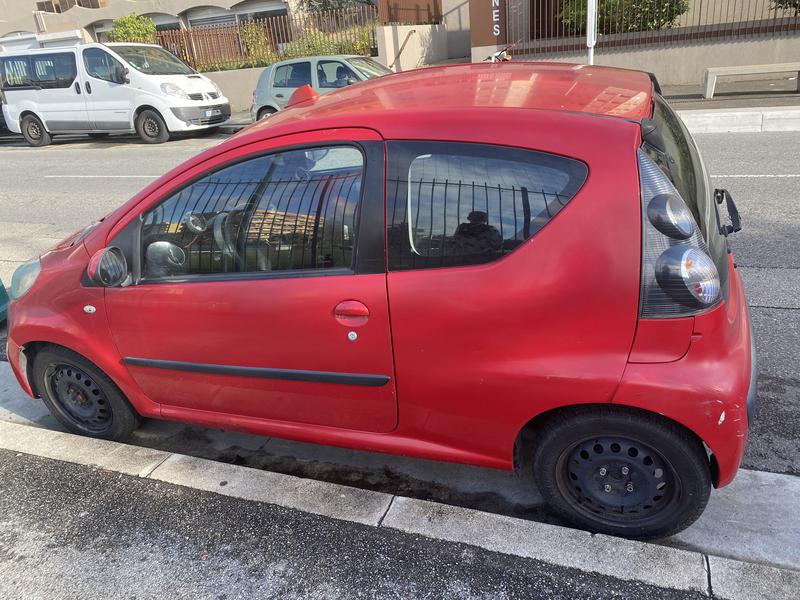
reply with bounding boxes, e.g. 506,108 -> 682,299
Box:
271,55 -> 361,66
251,61 -> 653,124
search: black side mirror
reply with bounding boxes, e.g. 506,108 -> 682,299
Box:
115,66 -> 129,85
346,77 -> 357,86
87,247 -> 129,287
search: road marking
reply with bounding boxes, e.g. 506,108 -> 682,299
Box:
44,175 -> 160,179
711,174 -> 800,178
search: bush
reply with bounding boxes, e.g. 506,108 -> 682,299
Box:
240,21 -> 279,64
108,14 -> 157,44
560,0 -> 689,34
772,0 -> 800,15
281,25 -> 374,59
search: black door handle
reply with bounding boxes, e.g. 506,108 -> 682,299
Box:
85,82 -> 92,94
74,81 -> 81,94
275,93 -> 284,98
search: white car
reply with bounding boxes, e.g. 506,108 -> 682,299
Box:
0,42 -> 230,146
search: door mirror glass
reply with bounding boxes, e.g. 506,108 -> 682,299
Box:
87,247 -> 129,287
145,241 -> 186,269
115,66 -> 129,84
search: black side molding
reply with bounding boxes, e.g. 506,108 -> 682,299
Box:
123,357 -> 391,387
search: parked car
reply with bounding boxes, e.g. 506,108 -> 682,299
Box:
251,55 -> 392,121
0,43 -> 230,146
5,63 -> 754,539
0,278 -> 8,322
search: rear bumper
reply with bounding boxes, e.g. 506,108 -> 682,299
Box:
614,256 -> 753,488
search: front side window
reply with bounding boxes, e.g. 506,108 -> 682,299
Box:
348,57 -> 392,79
317,60 -> 358,88
82,48 -> 123,82
387,142 -> 588,271
141,146 -> 364,280
0,56 -> 31,89
31,53 -> 77,89
273,62 -> 311,88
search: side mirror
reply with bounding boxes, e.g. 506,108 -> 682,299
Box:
346,77 -> 357,86
146,241 -> 186,268
115,66 -> 129,85
87,247 -> 129,287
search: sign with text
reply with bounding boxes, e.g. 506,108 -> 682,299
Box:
469,0 -> 507,48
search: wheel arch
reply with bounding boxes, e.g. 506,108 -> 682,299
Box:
513,403 -> 715,483
257,105 -> 278,119
133,104 -> 168,129
19,109 -> 48,132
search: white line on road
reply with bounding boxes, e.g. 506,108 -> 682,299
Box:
44,175 -> 160,179
711,174 -> 800,178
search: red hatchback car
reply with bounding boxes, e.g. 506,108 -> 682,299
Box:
7,63 -> 754,539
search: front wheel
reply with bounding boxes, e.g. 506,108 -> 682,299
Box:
33,346 -> 141,440
135,109 -> 170,144
532,407 -> 711,539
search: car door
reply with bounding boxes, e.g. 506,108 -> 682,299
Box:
104,129 -> 398,433
27,51 -> 90,131
315,59 -> 360,93
80,47 -> 131,131
271,61 -> 312,108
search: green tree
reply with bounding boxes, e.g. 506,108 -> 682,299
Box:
772,0 -> 800,15
108,14 -> 157,44
560,0 -> 689,34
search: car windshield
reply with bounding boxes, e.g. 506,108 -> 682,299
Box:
348,57 -> 392,79
111,46 -> 194,75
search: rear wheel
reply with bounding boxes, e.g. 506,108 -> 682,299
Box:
21,114 -> 52,147
135,109 -> 170,144
532,407 -> 711,539
33,346 -> 141,440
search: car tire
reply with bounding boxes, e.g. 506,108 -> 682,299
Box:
531,406 -> 711,539
135,109 -> 170,144
257,107 -> 277,120
33,346 -> 141,441
20,114 -> 52,147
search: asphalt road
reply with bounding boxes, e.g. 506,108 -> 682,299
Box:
0,130 -> 797,508
0,448 -> 708,600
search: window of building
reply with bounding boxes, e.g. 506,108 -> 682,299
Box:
31,53 -> 77,89
273,62 -> 311,88
387,142 -> 588,271
141,146 -> 364,279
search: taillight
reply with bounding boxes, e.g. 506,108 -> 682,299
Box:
638,149 -> 720,317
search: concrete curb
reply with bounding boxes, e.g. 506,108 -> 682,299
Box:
0,420 -> 797,599
677,106 -> 800,134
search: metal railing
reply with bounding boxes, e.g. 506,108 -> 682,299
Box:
509,0 -> 800,56
155,6 -> 379,72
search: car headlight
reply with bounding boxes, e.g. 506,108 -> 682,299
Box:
160,83 -> 190,100
10,258 -> 41,300
211,80 -> 223,96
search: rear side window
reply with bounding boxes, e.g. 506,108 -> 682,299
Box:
387,142 -> 588,271
31,53 -> 77,89
273,62 -> 311,88
1,56 -> 32,89
141,146 -> 364,280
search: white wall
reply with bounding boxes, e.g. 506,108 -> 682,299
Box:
202,65 -> 265,112
377,24 -> 449,72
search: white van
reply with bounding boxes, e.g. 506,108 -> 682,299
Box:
0,42 -> 230,146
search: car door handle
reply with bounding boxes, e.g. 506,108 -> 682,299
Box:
74,81 -> 81,95
334,300 -> 369,327
85,82 -> 92,94
275,93 -> 284,98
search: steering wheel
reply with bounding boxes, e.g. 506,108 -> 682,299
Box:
212,211 -> 272,271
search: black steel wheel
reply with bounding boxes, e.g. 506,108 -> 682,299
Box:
135,109 -> 170,144
257,107 -> 277,120
33,346 -> 141,440
21,114 -> 52,147
532,407 -> 711,539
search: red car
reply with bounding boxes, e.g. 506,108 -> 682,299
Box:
6,63 -> 754,539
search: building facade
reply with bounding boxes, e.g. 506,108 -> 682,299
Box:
0,0 -> 291,41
